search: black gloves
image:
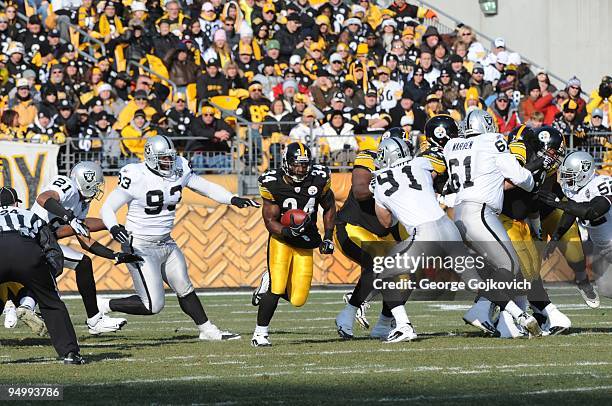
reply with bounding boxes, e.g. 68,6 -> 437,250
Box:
110,225 -> 130,244
536,190 -> 562,208
319,239 -> 334,254
115,252 -> 144,264
231,196 -> 261,208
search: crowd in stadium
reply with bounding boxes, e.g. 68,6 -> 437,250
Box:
0,0 -> 610,171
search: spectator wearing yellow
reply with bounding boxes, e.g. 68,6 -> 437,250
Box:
301,42 -> 327,82
233,25 -> 262,61
25,109 -> 65,144
91,2 -> 125,45
114,90 -> 158,131
585,75 -> 611,126
0,109 -> 24,141
264,40 -> 287,76
78,0 -> 97,31
157,0 -> 190,35
221,1 -> 244,33
289,107 -> 323,146
10,78 -> 38,128
120,109 -> 158,159
203,29 -> 232,69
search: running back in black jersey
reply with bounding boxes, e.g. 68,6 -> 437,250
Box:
258,165 -> 332,249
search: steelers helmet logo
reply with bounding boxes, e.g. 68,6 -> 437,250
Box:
538,130 -> 551,144
433,125 -> 447,139
83,170 -> 96,183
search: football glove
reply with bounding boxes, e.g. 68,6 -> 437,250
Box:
110,225 -> 130,244
69,218 -> 89,237
536,190 -> 562,208
114,252 -> 144,264
319,239 -> 334,254
231,196 -> 261,208
542,240 -> 559,261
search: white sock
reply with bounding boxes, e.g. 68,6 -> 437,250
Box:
255,325 -> 269,335
505,301 -> 524,319
98,298 -> 111,314
87,312 -> 102,325
543,303 -> 557,316
19,296 -> 36,311
198,320 -> 213,332
390,305 -> 409,327
514,295 -> 528,311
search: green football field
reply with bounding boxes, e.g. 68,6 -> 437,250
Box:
1,286 -> 611,405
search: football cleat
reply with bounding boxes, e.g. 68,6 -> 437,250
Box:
87,314 -> 127,335
335,306 -> 355,339
252,271 -> 270,306
576,279 -> 600,309
538,304 -> 572,336
251,332 -> 272,347
16,306 -> 47,336
463,298 -> 497,335
343,293 -> 370,329
370,314 -> 396,339
199,323 -> 241,341
495,310 -> 527,339
3,301 -> 17,329
63,352 -> 86,365
516,312 -> 543,337
384,323 -> 417,343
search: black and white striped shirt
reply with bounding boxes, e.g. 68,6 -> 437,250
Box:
0,206 -> 45,239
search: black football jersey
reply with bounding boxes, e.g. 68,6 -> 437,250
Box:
258,165 -> 332,249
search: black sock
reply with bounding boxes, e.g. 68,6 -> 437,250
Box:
380,275 -> 410,309
349,268 -> 376,307
178,291 -> 208,325
381,301 -> 393,317
257,291 -> 280,326
75,256 -> 99,318
528,278 -> 551,311
110,295 -> 153,315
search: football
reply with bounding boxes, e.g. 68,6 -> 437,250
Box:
280,209 -> 308,227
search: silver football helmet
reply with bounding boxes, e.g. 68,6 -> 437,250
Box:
144,135 -> 177,177
559,151 -> 596,194
375,137 -> 412,169
70,161 -> 104,200
463,109 -> 497,137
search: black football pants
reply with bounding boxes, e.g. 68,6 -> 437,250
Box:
0,233 -> 79,357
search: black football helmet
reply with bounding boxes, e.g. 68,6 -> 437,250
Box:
282,142 -> 313,183
507,124 -> 535,144
524,126 -> 565,172
381,127 -> 409,142
424,114 -> 459,148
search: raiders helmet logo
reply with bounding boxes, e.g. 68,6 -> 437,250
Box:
433,126 -> 447,138
581,160 -> 592,172
484,115 -> 493,126
83,170 -> 96,183
538,130 -> 551,143
144,143 -> 152,156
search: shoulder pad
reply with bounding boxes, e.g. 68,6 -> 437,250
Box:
419,147 -> 446,173
508,139 -> 527,165
258,170 -> 279,201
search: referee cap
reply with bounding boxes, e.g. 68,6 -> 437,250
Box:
0,187 -> 22,206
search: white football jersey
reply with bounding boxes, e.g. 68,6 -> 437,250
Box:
374,157 -> 445,228
443,132 -> 534,213
31,175 -> 90,226
118,157 -> 193,236
564,174 -> 612,247
374,80 -> 402,111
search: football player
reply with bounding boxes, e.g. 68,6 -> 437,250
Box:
334,128 -> 404,340
373,137 -> 469,342
251,142 -> 336,347
1,282 -> 46,336
100,135 -> 259,340
444,109 -> 544,337
538,151 -> 612,300
494,125 -> 571,336
31,161 -> 141,335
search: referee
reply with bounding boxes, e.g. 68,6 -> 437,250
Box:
0,187 -> 85,365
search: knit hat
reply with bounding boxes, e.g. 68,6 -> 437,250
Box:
282,79 -> 298,92
566,76 -> 581,89
213,29 -> 227,42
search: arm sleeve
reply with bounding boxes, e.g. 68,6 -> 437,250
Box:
496,152 -> 534,192
558,196 -> 612,221
186,173 -> 234,204
551,212 -> 577,241
101,189 -> 133,229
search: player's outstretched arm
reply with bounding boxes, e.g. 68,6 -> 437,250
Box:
319,190 -> 336,254
496,152 -> 535,192
186,172 -> 259,207
101,188 -> 133,244
37,190 -> 90,237
537,191 -> 612,222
